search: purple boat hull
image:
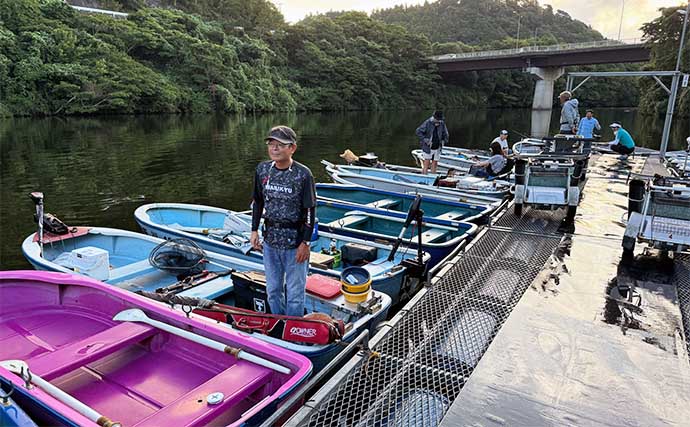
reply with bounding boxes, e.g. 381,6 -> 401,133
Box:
0,271 -> 311,427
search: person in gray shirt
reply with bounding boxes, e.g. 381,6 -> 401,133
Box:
558,91 -> 579,135
250,125 -> 316,316
469,141 -> 506,177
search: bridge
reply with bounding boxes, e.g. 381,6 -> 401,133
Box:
431,40 -> 650,110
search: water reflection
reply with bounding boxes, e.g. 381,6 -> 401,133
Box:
530,109 -> 552,138
0,109 -> 686,269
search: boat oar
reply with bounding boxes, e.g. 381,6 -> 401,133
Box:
0,360 -> 121,427
113,309 -> 290,374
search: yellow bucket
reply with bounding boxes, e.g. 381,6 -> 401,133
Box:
341,287 -> 371,304
340,267 -> 372,303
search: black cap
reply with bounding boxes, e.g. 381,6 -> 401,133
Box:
264,125 -> 297,145
433,110 -> 444,120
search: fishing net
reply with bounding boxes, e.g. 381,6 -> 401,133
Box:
148,238 -> 207,276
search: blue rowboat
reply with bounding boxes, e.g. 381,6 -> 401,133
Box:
21,227 -> 391,373
316,183 -> 492,224
134,203 -> 429,305
411,148 -> 490,171
312,201 -> 477,266
0,380 -> 38,427
322,161 -> 509,203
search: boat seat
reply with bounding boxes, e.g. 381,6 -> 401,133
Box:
365,198 -> 401,209
411,228 -> 450,244
433,210 -> 465,221
327,215 -> 369,229
109,259 -> 156,282
135,362 -> 272,426
27,322 -> 157,380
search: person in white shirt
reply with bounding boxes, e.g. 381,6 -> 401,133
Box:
491,130 -> 511,155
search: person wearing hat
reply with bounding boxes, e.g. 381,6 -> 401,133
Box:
491,130 -> 512,155
469,141 -> 507,178
558,91 -> 580,135
578,110 -> 601,139
250,125 -> 316,316
415,110 -> 449,174
607,123 -> 635,156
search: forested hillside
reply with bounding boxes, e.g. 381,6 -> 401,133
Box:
373,0 -> 601,47
0,0 -> 655,116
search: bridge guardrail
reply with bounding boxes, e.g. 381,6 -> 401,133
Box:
433,38 -> 644,61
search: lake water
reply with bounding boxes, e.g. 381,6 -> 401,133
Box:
1,108 -> 687,269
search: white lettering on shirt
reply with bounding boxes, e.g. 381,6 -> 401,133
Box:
265,183 -> 293,194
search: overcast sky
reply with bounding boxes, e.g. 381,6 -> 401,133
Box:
271,0 -> 682,40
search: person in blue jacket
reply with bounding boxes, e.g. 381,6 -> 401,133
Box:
415,110 -> 449,174
608,123 -> 635,156
578,110 -> 601,138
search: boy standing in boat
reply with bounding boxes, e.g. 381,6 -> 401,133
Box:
250,126 -> 316,316
416,110 -> 449,175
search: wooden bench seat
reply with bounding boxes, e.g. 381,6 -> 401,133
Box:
134,362 -> 272,426
411,228 -> 450,244
326,215 -> 369,229
28,322 -> 157,380
108,259 -> 156,282
433,210 -> 466,221
364,198 -> 401,209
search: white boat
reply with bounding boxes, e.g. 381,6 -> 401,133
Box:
322,161 -> 507,205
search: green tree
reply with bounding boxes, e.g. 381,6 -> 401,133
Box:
639,4 -> 689,117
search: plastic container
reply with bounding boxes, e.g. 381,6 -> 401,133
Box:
340,266 -> 372,297
341,287 -> 371,304
310,218 -> 319,242
69,246 -> 110,281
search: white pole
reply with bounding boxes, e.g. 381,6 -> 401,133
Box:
516,15 -> 521,49
1,360 -> 120,427
675,4 -> 689,72
113,309 -> 291,374
617,0 -> 625,40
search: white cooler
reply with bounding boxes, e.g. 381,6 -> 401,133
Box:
68,247 -> 110,281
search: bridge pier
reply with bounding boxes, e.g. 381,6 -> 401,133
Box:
527,67 -> 564,110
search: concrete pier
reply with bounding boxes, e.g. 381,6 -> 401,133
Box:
528,66 -> 564,110
440,155 -> 690,427
281,154 -> 690,427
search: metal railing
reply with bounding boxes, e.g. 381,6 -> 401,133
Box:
432,38 -> 644,61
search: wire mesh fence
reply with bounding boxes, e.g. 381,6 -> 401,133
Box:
492,205 -> 565,235
674,255 -> 690,362
299,208 -> 564,427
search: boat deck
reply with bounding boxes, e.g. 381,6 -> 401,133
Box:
282,154 -> 690,427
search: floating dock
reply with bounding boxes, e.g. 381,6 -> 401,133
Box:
282,153 -> 690,426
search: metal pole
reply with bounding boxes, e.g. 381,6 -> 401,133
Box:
660,5 -> 689,158
675,4 -> 689,72
516,15 -> 521,49
617,0 -> 625,40
660,73 -> 680,157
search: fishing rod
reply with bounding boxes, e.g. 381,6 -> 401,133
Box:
388,194 -> 424,266
509,129 -> 530,139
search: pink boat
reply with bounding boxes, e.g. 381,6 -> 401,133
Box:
0,271 -> 311,427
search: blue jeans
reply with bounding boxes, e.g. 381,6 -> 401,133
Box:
263,243 -> 309,316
